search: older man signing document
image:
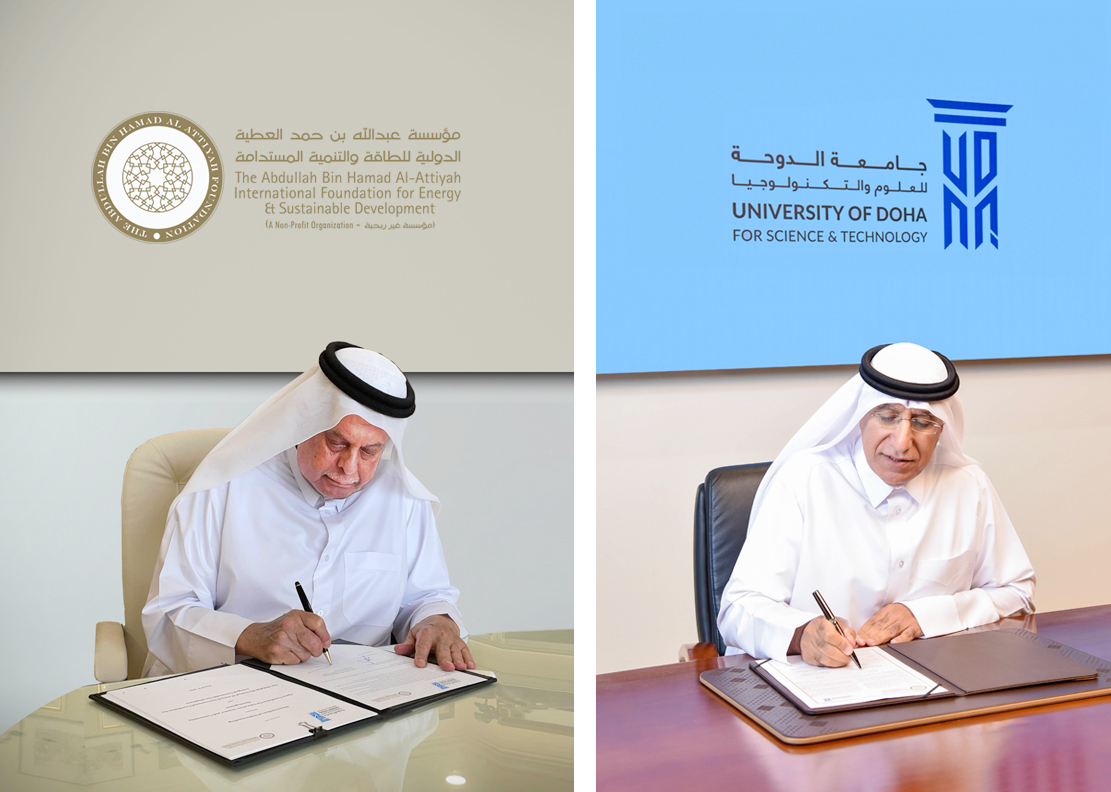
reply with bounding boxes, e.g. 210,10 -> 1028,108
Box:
142,342 -> 474,676
717,342 -> 1035,667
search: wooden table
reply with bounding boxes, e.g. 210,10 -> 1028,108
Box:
598,607 -> 1111,792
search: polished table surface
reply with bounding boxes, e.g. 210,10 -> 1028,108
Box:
598,608 -> 1111,792
1,630 -> 572,791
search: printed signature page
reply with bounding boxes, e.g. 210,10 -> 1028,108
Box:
271,644 -> 492,710
100,664 -> 377,761
760,646 -> 948,710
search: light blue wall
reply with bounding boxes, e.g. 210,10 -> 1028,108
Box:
598,1 -> 1111,372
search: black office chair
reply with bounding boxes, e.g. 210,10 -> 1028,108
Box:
693,462 -> 771,657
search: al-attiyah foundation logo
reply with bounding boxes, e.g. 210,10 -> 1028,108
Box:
92,112 -> 223,242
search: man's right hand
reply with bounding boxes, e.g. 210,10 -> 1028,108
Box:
791,616 -> 858,667
234,610 -> 332,664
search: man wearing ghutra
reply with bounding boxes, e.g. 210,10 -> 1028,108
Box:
142,343 -> 474,676
717,343 -> 1036,667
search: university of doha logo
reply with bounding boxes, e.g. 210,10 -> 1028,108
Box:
928,99 -> 1011,250
92,112 -> 223,242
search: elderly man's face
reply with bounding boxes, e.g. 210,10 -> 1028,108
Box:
297,414 -> 389,499
859,403 -> 943,487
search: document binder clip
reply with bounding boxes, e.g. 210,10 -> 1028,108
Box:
300,722 -> 327,739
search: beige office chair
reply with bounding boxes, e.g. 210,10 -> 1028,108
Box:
93,428 -> 231,682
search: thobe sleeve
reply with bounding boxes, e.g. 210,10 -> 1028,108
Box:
900,474 -> 1035,638
392,498 -> 466,640
141,488 -> 254,674
716,469 -> 818,662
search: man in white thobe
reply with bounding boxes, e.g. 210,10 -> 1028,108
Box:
717,342 -> 1035,667
142,342 -> 474,676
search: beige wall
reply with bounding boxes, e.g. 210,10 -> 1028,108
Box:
597,355 -> 1111,675
0,0 -> 570,372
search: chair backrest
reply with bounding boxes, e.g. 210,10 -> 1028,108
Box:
120,428 -> 231,679
693,462 -> 771,656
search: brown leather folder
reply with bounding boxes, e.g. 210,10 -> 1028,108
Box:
887,629 -> 1097,694
701,629 -> 1111,745
749,628 -> 1098,716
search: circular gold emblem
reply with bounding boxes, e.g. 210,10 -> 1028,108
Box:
91,112 -> 223,243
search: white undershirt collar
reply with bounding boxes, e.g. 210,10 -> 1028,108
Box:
283,447 -> 328,508
852,436 -> 925,508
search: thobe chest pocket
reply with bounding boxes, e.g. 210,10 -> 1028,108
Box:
914,551 -> 974,594
342,552 -> 404,628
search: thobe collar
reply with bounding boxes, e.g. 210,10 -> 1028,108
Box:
852,437 -> 926,508
282,447 -> 361,511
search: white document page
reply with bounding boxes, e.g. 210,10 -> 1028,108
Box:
100,664 -> 377,761
271,644 -> 493,709
760,646 -> 948,710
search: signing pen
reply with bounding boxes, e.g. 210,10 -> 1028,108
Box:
812,589 -> 861,669
294,581 -> 332,665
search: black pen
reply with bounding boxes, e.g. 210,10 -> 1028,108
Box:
812,590 -> 861,669
294,581 -> 332,665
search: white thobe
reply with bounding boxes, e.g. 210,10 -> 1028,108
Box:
717,438 -> 1035,661
143,448 -> 464,675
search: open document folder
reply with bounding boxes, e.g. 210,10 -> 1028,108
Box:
91,645 -> 495,766
751,629 -> 1097,715
754,645 -> 950,713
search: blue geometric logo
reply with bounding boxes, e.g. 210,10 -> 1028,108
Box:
928,99 -> 1012,249
309,711 -> 330,722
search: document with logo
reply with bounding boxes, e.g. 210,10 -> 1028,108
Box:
260,644 -> 495,713
91,646 -> 494,765
92,663 -> 378,764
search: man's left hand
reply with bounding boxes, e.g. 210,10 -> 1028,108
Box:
394,615 -> 476,671
855,603 -> 923,646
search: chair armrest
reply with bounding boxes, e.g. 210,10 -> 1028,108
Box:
94,621 -> 128,682
678,642 -> 720,662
